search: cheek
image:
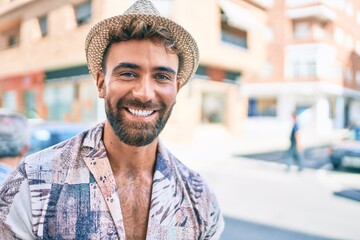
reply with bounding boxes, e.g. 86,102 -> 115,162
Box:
159,86 -> 178,106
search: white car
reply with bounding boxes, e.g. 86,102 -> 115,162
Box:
329,127 -> 360,169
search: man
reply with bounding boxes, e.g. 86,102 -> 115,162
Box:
0,110 -> 28,185
286,112 -> 304,171
0,0 -> 224,239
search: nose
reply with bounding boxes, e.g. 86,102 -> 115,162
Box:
132,77 -> 155,102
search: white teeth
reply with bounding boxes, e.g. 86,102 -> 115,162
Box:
128,108 -> 154,117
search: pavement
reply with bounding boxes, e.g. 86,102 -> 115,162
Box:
162,124 -> 360,240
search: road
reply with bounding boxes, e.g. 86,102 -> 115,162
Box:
167,144 -> 360,240
222,216 -> 335,240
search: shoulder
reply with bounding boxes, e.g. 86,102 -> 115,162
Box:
172,157 -> 218,207
170,155 -> 225,239
23,128 -> 91,181
158,144 -> 218,205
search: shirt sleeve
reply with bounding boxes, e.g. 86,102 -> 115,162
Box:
0,165 -> 36,239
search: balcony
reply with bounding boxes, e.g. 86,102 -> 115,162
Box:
286,5 -> 337,21
285,43 -> 339,82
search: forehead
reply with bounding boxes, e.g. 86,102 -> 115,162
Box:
105,40 -> 179,69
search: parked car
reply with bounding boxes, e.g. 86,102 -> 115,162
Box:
329,127 -> 360,169
28,121 -> 90,155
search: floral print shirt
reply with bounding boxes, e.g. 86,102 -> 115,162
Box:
0,122 -> 224,239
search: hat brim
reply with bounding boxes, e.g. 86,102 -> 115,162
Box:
85,14 -> 199,87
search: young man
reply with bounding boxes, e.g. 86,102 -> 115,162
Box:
0,1 -> 224,239
0,110 -> 28,185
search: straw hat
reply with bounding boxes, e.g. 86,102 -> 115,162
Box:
85,0 -> 199,87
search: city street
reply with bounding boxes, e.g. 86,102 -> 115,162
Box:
166,139 -> 360,240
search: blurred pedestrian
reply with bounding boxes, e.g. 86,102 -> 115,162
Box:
286,112 -> 304,171
0,110 -> 28,184
0,0 -> 224,239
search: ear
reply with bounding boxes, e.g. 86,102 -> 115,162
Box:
96,71 -> 106,98
176,78 -> 181,93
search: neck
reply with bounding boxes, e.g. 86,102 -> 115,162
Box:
0,156 -> 21,168
103,121 -> 158,175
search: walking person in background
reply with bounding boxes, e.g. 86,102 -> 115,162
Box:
287,112 -> 304,171
0,110 -> 28,184
0,0 -> 224,239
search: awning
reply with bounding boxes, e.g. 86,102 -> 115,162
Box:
219,0 -> 263,31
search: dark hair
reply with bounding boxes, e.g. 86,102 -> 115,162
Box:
101,18 -> 182,73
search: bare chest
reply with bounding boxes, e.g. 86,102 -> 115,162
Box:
116,177 -> 152,240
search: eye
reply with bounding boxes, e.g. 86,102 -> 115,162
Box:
120,72 -> 136,78
154,74 -> 171,81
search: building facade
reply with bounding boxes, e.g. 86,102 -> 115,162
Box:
0,0 -> 269,140
244,0 -> 360,135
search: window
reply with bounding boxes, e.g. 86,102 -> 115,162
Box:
8,34 -> 19,47
293,61 -> 300,77
226,70 -> 241,82
195,65 -> 240,83
195,65 -> 207,78
248,98 -> 277,117
307,61 -> 316,76
2,91 -> 17,111
75,1 -> 92,26
202,92 -> 225,124
293,22 -> 310,39
45,83 -> 75,121
292,61 -> 316,77
221,30 -> 247,48
220,9 -> 248,49
39,15 -> 48,37
24,90 -> 37,118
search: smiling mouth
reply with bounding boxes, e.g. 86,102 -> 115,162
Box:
126,108 -> 155,117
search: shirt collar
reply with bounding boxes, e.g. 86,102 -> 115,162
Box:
81,122 -> 175,175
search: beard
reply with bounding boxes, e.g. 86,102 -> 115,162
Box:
105,97 -> 174,147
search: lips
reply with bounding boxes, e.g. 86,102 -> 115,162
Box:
126,108 -> 155,117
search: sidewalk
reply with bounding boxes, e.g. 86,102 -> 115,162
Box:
164,124 -> 346,159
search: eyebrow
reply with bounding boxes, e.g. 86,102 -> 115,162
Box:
153,66 -> 177,75
111,62 -> 177,76
112,62 -> 140,75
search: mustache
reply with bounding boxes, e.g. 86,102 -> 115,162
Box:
116,98 -> 163,110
